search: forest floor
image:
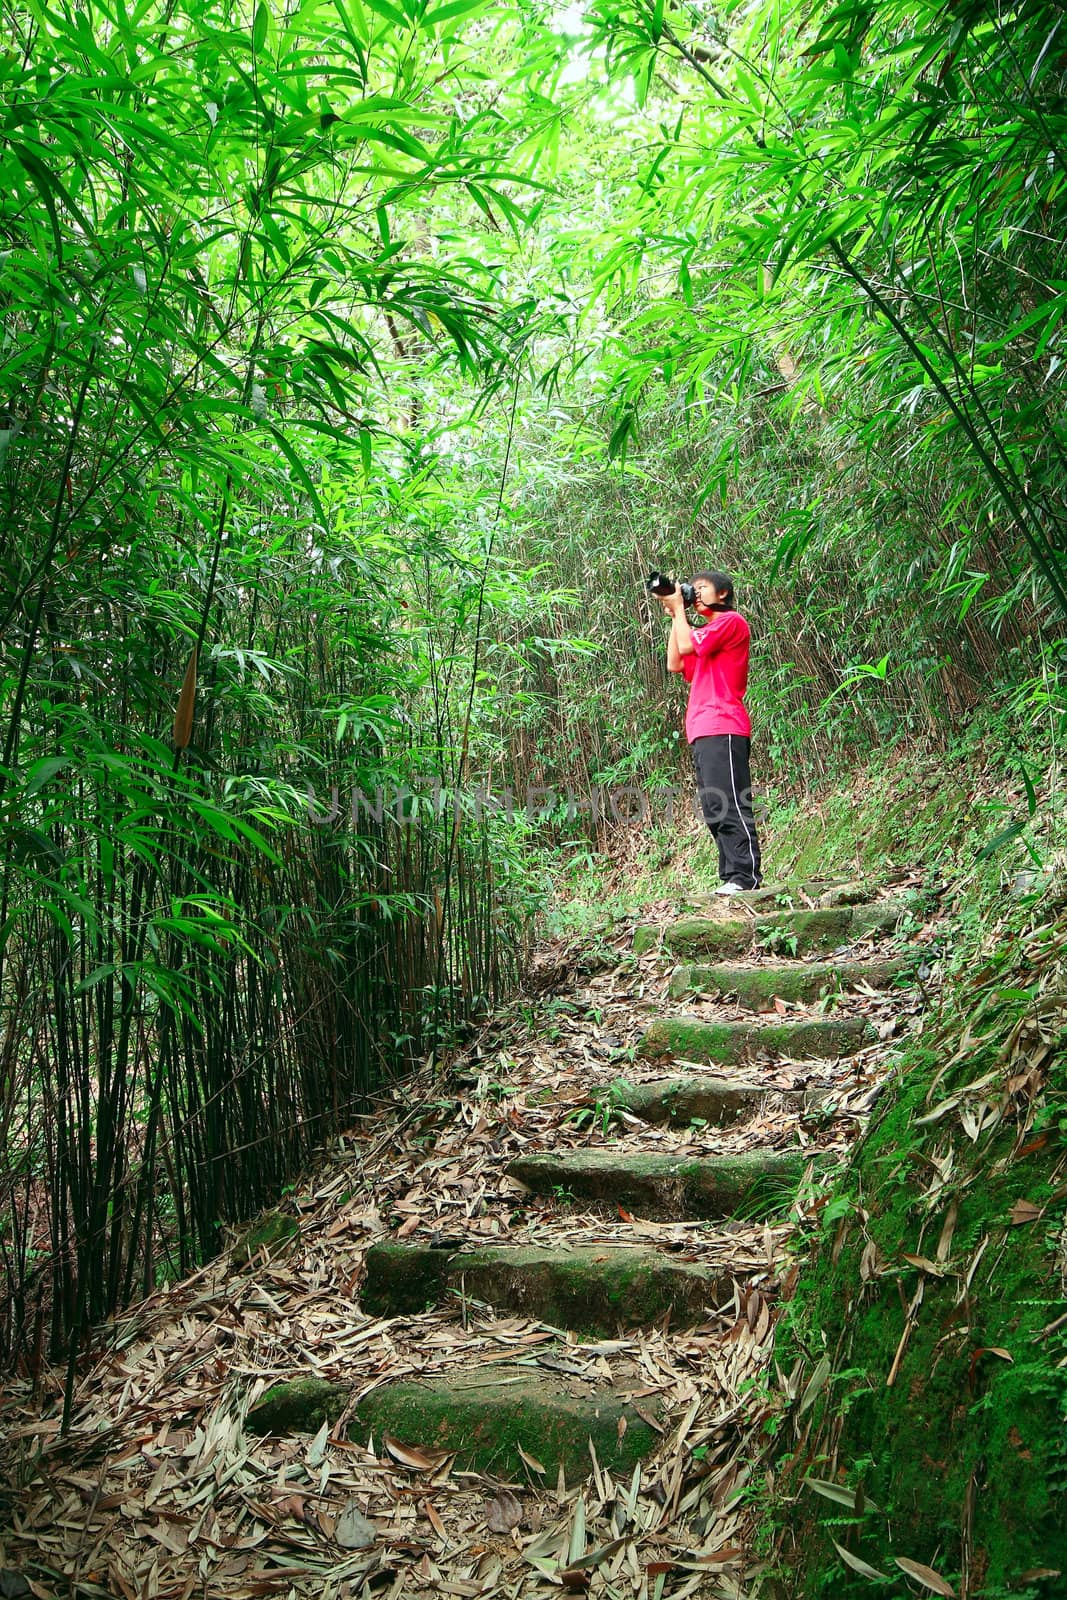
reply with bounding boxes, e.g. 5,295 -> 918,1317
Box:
0,878 -> 937,1600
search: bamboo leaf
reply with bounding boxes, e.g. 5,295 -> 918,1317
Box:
832,1540 -> 889,1582
804,1477 -> 881,1513
172,647 -> 198,750
893,1557 -> 957,1597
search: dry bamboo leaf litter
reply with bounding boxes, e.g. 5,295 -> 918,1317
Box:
0,890 -> 934,1599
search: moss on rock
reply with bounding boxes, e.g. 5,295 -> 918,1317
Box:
230,1209 -> 299,1265
632,924 -> 661,955
361,1240 -> 454,1316
362,1241 -> 726,1331
664,917 -> 750,957
506,1147 -> 810,1220
638,1015 -> 874,1064
669,958 -> 908,1009
247,1377 -> 348,1435
246,1366 -> 665,1485
349,1368 -> 661,1484
849,900 -> 904,940
609,1073 -> 801,1126
815,880 -> 869,907
662,901 -> 904,960
767,1052 -> 1067,1596
638,1017 -> 749,1063
755,907 -> 853,952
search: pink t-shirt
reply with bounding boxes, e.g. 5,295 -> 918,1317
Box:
681,610 -> 752,740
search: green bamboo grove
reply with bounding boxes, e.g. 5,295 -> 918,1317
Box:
2,0 -> 1066,1383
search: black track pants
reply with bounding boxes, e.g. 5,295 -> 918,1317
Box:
691,734 -> 762,889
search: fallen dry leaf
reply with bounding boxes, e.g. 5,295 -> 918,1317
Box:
485,1490 -> 522,1534
422,1498 -> 448,1541
382,1435 -> 449,1472
833,1540 -> 887,1581
894,1555 -> 957,1596
335,1499 -> 376,1550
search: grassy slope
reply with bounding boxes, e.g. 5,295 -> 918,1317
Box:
759,738 -> 1067,1599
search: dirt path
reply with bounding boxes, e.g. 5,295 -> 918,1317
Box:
0,878 -> 930,1600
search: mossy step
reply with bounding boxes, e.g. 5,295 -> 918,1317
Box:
638,1014 -> 874,1065
609,1073 -> 803,1126
692,878 -> 870,912
635,885 -> 873,953
248,1368 -> 661,1485
656,900 -> 904,959
247,1376 -> 349,1435
229,1209 -> 299,1265
669,957 -> 908,1009
362,1241 -> 727,1331
506,1147 -> 807,1220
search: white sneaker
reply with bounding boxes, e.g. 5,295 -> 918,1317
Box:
715,882 -> 751,896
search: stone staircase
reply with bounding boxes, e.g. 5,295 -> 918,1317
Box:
247,877 -> 914,1527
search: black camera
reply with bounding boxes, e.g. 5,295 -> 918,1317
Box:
647,570 -> 696,607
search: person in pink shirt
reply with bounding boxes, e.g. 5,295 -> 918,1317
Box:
658,570 -> 762,894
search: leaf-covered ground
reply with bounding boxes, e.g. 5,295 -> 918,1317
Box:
0,885 -> 934,1600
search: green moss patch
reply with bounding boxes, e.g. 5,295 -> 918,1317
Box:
849,901 -> 904,941
663,901 -> 904,959
663,916 -> 751,957
669,957 -> 908,1009
813,881 -> 869,908
246,1366 -> 665,1485
690,879 -> 871,914
350,1368 -> 662,1484
230,1209 -> 299,1266
609,1073 -> 800,1126
362,1241 -> 727,1331
638,1016 -> 748,1063
638,1015 -> 874,1065
756,907 -> 853,953
361,1240 -> 454,1316
247,1377 -> 348,1435
767,1063 -> 1067,1596
506,1147 -> 811,1220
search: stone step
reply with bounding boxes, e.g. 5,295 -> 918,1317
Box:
608,1073 -> 803,1127
693,878 -> 870,912
506,1147 -> 807,1221
669,956 -> 908,1009
638,1014 -> 874,1065
361,1241 -> 729,1332
636,899 -> 903,959
248,1367 -> 661,1485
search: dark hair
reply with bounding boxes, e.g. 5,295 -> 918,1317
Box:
691,569 -> 736,610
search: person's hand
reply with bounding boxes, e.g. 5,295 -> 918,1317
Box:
657,585 -> 684,615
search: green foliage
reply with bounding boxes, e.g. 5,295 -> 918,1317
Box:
567,1079 -> 631,1136
0,0 -> 566,1376
586,0 -> 1067,612
461,0 -> 1067,826
4,0 -> 1067,1443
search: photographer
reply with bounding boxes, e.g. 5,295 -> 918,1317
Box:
657,570 -> 762,894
